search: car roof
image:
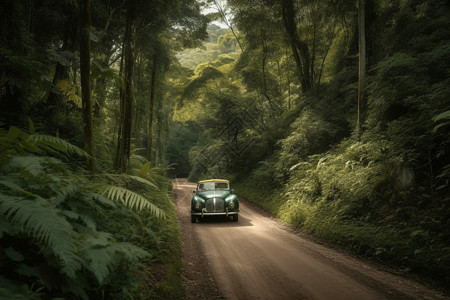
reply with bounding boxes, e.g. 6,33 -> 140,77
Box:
198,179 -> 229,183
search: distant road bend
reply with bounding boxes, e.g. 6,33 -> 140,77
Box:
173,179 -> 446,300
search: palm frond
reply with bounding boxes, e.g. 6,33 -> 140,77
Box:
95,185 -> 165,218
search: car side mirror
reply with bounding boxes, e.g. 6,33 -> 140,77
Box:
193,190 -> 196,194
231,189 -> 234,193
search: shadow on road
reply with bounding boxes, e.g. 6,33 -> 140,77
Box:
192,215 -> 253,227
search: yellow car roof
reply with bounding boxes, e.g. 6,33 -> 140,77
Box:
198,179 -> 229,183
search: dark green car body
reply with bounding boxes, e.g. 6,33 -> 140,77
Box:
191,179 -> 239,223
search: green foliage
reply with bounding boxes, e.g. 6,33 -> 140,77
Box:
0,125 -> 176,299
97,185 -> 165,217
276,108 -> 341,180
176,25 -> 237,70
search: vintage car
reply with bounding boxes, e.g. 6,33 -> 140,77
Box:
191,179 -> 239,223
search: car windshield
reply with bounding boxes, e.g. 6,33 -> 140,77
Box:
198,182 -> 229,191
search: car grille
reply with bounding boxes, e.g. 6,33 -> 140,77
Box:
205,198 -> 224,212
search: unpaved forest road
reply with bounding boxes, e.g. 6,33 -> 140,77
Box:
173,179 -> 446,300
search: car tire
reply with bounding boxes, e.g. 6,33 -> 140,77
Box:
233,214 -> 238,222
191,215 -> 196,223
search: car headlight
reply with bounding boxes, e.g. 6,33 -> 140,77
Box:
195,203 -> 200,209
229,202 -> 235,208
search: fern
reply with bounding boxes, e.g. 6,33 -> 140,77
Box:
96,185 -> 165,218
0,195 -> 81,277
139,162 -> 151,177
0,125 -> 89,159
98,173 -> 158,189
28,134 -> 90,158
0,123 -> 171,298
80,232 -> 150,285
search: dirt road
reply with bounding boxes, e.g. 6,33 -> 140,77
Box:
173,179 -> 446,300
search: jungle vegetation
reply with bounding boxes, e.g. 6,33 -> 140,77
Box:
1,0 -> 449,298
179,0 -> 450,292
0,0 -> 207,298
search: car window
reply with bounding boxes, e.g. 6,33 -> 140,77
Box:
198,182 -> 215,191
198,182 -> 229,191
215,182 -> 229,190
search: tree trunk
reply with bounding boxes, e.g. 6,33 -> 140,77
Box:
79,0 -> 95,173
47,4 -> 78,124
114,39 -> 126,170
357,0 -> 366,134
147,54 -> 157,164
281,0 -> 311,92
117,0 -> 137,173
155,108 -> 161,167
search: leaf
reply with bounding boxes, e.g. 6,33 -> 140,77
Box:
374,248 -> 385,256
414,249 -> 424,255
28,134 -> 90,158
139,162 -> 151,177
4,247 -> 24,262
0,178 -> 39,198
410,230 -> 425,237
96,185 -> 165,218
432,110 -> 450,122
289,162 -> 311,171
432,122 -> 449,133
128,175 -> 158,189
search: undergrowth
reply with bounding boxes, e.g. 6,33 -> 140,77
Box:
235,133 -> 450,292
0,124 -> 182,299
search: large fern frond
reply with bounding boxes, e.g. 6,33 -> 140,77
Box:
128,175 -> 158,189
28,134 -> 90,158
0,195 -> 80,276
95,185 -> 165,218
97,173 -> 158,189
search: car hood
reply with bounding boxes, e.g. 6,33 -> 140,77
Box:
197,190 -> 231,200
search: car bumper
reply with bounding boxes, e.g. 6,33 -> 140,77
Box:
191,208 -> 239,217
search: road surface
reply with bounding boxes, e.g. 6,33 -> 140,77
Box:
173,179 -> 446,300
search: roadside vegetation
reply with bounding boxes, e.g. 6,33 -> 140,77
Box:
180,0 -> 450,292
0,124 -> 182,299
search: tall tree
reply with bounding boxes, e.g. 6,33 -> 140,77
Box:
80,0 -> 95,173
356,0 -> 365,134
281,0 -> 311,92
147,54 -> 157,164
117,0 -> 137,172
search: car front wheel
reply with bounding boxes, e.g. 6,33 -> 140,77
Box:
191,215 -> 196,223
232,214 -> 238,222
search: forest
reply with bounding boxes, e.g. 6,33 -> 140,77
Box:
1,0 -> 450,298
